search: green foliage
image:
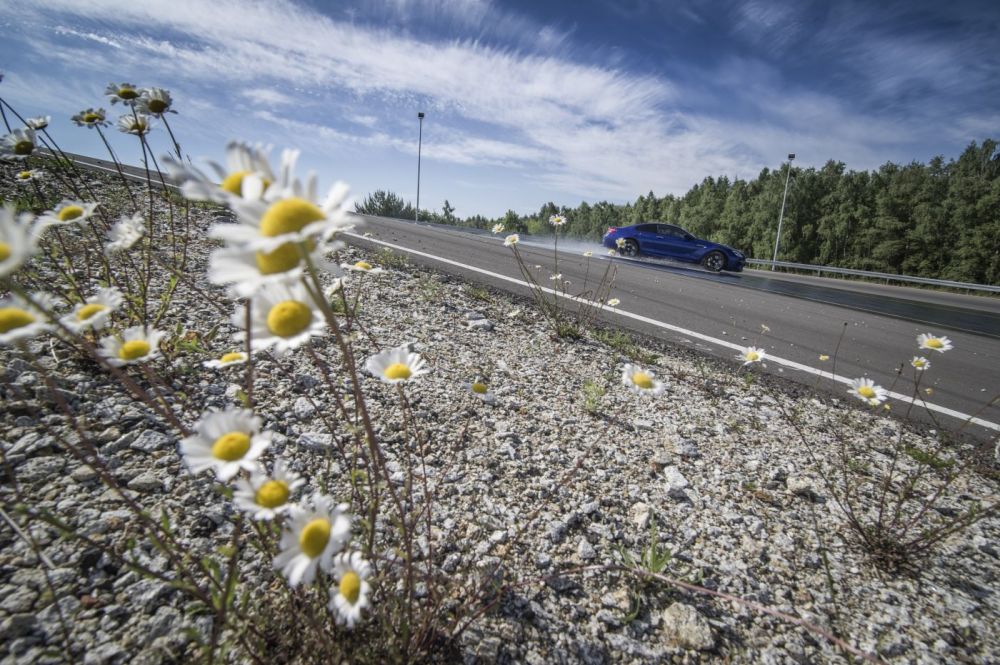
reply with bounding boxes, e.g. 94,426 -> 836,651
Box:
580,379 -> 605,415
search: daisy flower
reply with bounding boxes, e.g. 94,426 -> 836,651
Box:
71,108 -> 109,128
917,333 -> 952,353
504,234 -> 519,247
105,214 -> 145,255
36,201 -> 99,234
341,260 -> 384,274
615,237 -> 626,249
233,459 -> 304,520
848,377 -> 888,406
137,87 -> 175,116
607,298 -> 620,307
607,249 -> 617,255
98,325 -> 164,366
549,273 -> 562,281
818,355 -> 830,361
329,552 -> 372,628
214,163 -> 357,253
105,82 -> 141,105
1,127 -> 36,160
621,363 -> 665,397
203,351 -> 249,369
234,282 -> 326,356
1,204 -> 40,278
208,242 -> 332,297
180,407 -> 271,481
60,287 -> 123,332
464,380 -> 496,405
273,493 -> 351,586
491,223 -> 505,234
116,113 -> 152,135
165,141 -> 279,202
14,169 -> 42,183
737,346 -> 766,366
0,292 -> 54,346
583,251 -> 593,257
25,116 -> 50,130
549,214 -> 567,227
365,343 -> 429,384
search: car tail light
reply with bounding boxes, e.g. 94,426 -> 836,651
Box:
606,227 -> 617,234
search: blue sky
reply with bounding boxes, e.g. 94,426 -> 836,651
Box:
2,0 -> 998,218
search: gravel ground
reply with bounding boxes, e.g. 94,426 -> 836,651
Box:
1,169 -> 999,664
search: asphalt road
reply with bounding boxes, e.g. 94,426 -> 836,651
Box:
346,215 -> 1000,440
54,151 -> 1000,439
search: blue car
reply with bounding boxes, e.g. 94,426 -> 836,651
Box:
603,222 -> 746,272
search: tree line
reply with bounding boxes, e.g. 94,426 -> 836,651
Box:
356,139 -> 999,285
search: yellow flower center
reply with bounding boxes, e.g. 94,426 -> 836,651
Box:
914,359 -> 926,368
260,198 -> 324,237
0,307 -> 36,333
17,171 -> 31,180
77,303 -> 107,321
631,372 -> 654,390
211,431 -> 251,461
220,352 -> 245,363
746,351 -> 759,362
471,382 -> 488,394
858,386 -> 876,399
255,480 -> 290,508
58,205 -> 85,221
130,120 -> 147,133
339,571 -> 361,604
925,338 -> 943,349
83,113 -> 102,123
147,99 -> 168,113
14,140 -> 33,155
384,363 -> 411,380
266,300 -> 313,337
255,243 -> 301,275
0,242 -> 11,262
118,339 -> 151,360
220,170 -> 249,196
118,87 -> 138,99
299,518 -> 331,558
354,261 -> 372,271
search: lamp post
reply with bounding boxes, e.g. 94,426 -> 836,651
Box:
416,112 -> 424,223
771,152 -> 795,270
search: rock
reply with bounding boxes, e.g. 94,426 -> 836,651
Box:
672,437 -> 700,458
661,602 -> 715,651
663,466 -> 690,496
787,475 -> 822,501
129,430 -> 172,453
0,614 -> 38,640
292,396 -> 316,419
629,502 -> 651,530
467,318 -> 494,331
297,431 -> 332,450
70,465 -> 99,483
127,473 -> 163,493
577,538 -> 596,561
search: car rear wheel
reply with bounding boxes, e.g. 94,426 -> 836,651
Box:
620,239 -> 639,257
701,251 -> 725,272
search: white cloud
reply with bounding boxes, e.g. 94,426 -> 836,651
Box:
54,25 -> 123,49
241,88 -> 296,107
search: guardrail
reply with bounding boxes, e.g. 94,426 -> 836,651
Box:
745,259 -> 1000,294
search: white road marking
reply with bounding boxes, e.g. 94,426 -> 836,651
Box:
345,231 -> 1000,433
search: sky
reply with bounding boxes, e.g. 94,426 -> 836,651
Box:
1,0 -> 998,218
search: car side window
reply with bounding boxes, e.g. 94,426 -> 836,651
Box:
658,224 -> 684,238
635,224 -> 657,233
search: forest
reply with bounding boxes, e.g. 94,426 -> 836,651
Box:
356,139 -> 1000,286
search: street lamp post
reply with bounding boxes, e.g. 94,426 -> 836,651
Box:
771,153 -> 795,270
416,112 -> 424,223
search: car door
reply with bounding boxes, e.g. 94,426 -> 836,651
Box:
655,224 -> 697,261
632,224 -> 662,256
